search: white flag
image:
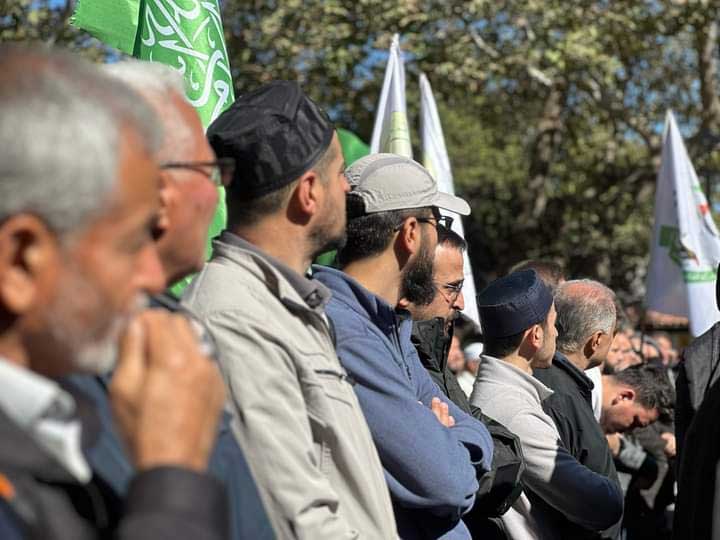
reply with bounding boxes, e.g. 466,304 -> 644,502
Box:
370,34 -> 412,157
646,111 -> 720,336
420,73 -> 481,328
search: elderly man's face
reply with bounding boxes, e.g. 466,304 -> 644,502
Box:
29,127 -> 165,376
156,94 -> 219,283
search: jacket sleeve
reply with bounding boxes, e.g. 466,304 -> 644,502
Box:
118,466 -> 228,540
409,347 -> 494,473
506,408 -> 623,531
205,309 -> 360,539
338,335 -> 480,518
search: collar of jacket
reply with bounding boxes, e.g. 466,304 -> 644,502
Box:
411,318 -> 452,373
0,380 -> 100,484
478,354 -> 554,403
551,352 -> 594,401
214,231 -> 331,315
312,264 -> 400,335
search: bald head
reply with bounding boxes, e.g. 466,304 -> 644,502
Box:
555,279 -> 616,355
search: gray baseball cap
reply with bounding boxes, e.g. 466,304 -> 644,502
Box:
346,153 -> 471,216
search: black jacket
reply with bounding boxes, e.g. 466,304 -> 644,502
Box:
534,353 -> 622,540
674,331 -> 720,539
410,318 -> 470,412
0,386 -> 228,540
411,318 -> 525,538
675,321 -> 720,469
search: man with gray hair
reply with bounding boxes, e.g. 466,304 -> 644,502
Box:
66,60 -> 273,539
0,46 -> 228,539
533,279 -> 622,539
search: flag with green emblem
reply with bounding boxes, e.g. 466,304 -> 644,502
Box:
72,0 -> 234,295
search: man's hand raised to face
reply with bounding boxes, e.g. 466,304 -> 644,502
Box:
110,310 -> 226,472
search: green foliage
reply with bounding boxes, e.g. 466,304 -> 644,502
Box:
1,0 -> 109,61
6,0 -> 720,299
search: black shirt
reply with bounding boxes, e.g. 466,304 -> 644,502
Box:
534,352 -> 622,539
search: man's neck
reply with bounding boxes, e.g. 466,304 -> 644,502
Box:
563,350 -> 591,371
0,333 -> 60,378
342,252 -> 402,307
231,221 -> 311,276
499,352 -> 533,374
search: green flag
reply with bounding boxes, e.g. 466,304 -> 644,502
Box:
337,128 -> 370,166
73,0 -> 234,296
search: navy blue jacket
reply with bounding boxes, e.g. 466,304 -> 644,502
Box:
65,376 -> 274,540
314,265 -> 493,540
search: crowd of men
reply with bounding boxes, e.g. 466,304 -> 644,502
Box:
0,43 -> 717,539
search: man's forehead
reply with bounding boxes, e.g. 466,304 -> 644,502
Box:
434,244 -> 463,270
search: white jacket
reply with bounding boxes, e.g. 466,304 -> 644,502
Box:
470,355 -> 623,539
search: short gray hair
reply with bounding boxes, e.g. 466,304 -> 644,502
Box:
0,46 -> 162,236
103,60 -> 194,162
555,279 -> 616,354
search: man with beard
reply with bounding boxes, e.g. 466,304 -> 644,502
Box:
182,82 -> 397,539
0,46 -> 227,539
402,226 -> 468,405
402,227 -> 526,538
314,154 -> 493,540
470,270 -> 623,539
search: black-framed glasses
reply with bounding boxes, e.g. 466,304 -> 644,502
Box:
435,279 -> 464,303
159,157 -> 235,187
417,215 -> 454,230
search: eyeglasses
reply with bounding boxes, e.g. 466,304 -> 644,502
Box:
159,157 -> 235,187
435,279 -> 464,303
417,215 -> 454,230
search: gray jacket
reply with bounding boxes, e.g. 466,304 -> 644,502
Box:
182,232 -> 397,539
470,356 -> 623,539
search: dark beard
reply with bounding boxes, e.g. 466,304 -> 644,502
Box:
309,223 -> 347,262
400,236 -> 436,305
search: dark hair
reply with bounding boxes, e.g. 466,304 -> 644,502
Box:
337,195 -> 432,266
483,313 -> 551,358
483,331 -> 525,359
227,141 -> 337,228
612,364 -> 675,417
508,259 -> 565,292
437,225 -> 467,251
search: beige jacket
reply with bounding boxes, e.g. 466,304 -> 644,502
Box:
182,233 -> 397,540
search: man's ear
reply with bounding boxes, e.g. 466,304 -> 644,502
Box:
585,331 -> 604,357
294,169 -> 321,218
518,324 -> 542,357
0,215 -> 58,315
530,323 -> 544,349
612,387 -> 635,406
396,217 -> 422,256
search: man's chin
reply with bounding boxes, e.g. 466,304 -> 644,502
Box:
72,340 -> 119,375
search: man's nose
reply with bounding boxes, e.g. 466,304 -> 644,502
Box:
454,290 -> 465,311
